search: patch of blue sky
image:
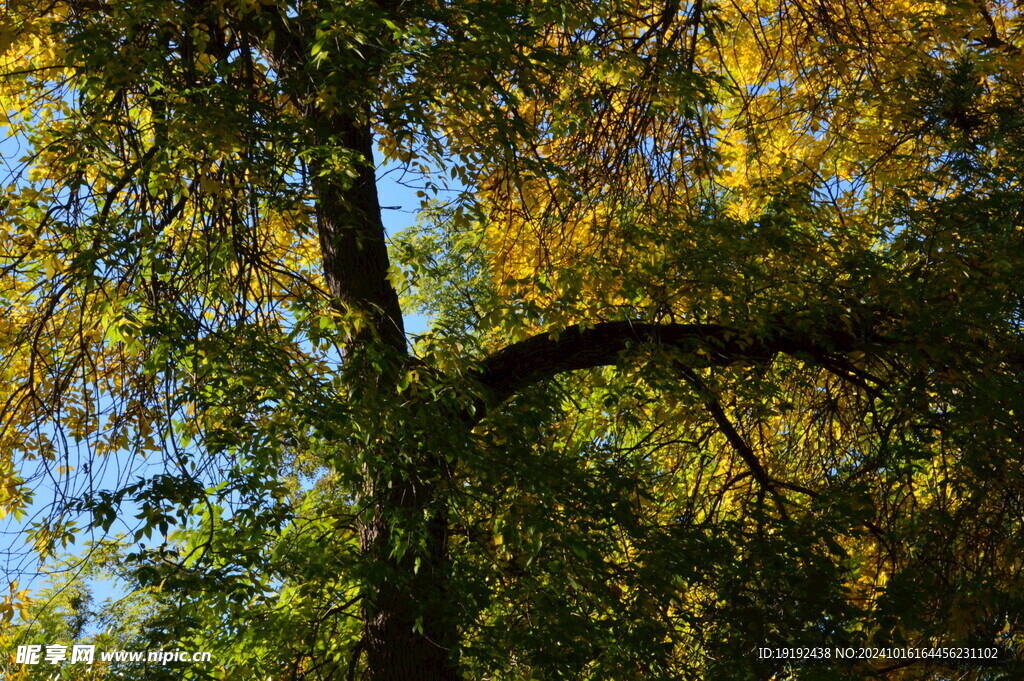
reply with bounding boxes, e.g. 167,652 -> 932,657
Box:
0,125 -> 455,621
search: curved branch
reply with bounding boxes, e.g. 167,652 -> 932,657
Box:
477,317 -> 879,407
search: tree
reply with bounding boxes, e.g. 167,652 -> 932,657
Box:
2,0 -> 1023,680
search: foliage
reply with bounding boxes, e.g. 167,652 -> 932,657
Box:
2,0 -> 1024,680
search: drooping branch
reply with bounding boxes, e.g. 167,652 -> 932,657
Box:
675,364 -> 793,517
676,366 -> 772,489
477,316 -> 882,407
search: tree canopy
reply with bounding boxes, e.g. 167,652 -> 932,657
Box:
1,0 -> 1023,680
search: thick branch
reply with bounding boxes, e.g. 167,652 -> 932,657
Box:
974,0 -> 1021,54
478,317 -> 877,406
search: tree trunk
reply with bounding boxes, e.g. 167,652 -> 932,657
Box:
357,461 -> 460,681
311,111 -> 461,681
253,7 -> 460,676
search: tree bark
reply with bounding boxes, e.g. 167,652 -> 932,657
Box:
477,316 -> 885,408
311,110 -> 461,681
356,455 -> 460,681
310,112 -> 406,353
250,6 -> 462,676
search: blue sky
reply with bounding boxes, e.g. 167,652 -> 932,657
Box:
0,137 -> 436,616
